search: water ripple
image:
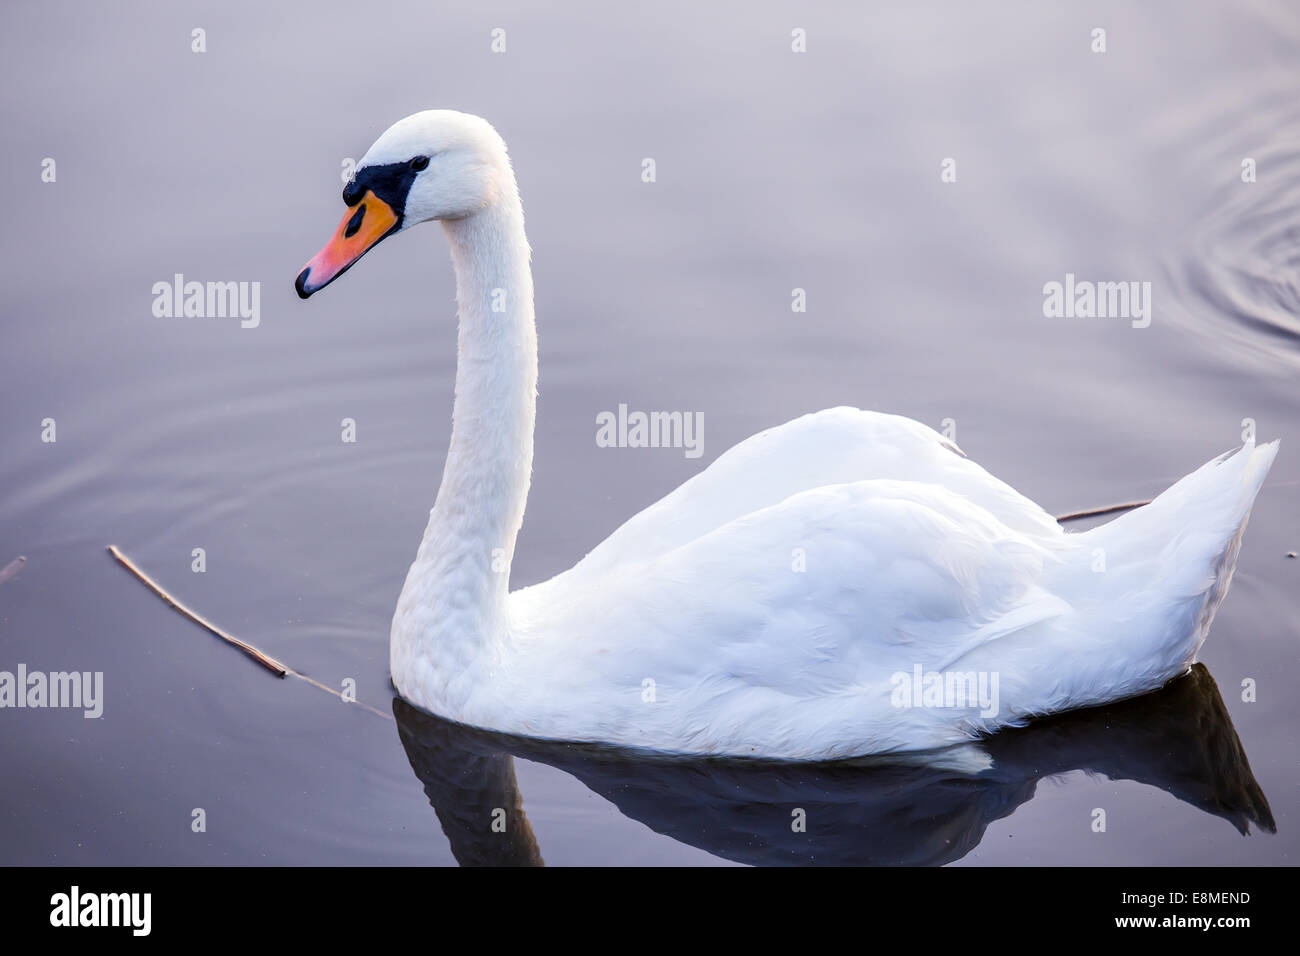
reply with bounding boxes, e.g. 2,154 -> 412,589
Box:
1164,92 -> 1300,372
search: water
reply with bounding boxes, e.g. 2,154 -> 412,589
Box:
0,0 -> 1296,865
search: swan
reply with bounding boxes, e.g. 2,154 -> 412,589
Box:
296,110 -> 1278,761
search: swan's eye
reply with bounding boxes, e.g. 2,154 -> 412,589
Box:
410,155 -> 430,171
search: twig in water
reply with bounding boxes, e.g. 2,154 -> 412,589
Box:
108,545 -> 287,676
106,545 -> 396,722
0,556 -> 26,586
107,546 -> 392,717
289,671 -> 393,721
1055,500 -> 1152,523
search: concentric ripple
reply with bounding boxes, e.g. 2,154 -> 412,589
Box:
1164,93 -> 1300,372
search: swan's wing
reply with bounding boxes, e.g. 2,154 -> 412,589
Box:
609,479 -> 1068,685
511,478 -> 1070,757
567,407 -> 1060,580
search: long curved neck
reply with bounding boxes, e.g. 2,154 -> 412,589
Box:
413,184 -> 535,636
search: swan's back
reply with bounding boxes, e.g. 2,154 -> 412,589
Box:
556,407 -> 1062,584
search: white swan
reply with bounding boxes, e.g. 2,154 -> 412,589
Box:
297,110 -> 1278,760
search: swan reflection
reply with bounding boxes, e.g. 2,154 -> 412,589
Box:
393,664 -> 1273,866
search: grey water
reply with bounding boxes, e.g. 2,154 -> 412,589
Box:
0,0 -> 1296,865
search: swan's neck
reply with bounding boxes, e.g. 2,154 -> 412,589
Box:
398,186 -> 535,666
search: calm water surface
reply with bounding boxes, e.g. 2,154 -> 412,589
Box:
1,0 -> 1297,865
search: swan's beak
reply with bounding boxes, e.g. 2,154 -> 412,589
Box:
295,191 -> 400,298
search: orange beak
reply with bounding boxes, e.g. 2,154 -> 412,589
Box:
295,190 -> 400,298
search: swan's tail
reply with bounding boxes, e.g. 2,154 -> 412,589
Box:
1064,439 -> 1278,692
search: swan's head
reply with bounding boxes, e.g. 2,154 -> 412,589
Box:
296,110 -> 510,298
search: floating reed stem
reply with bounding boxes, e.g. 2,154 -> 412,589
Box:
107,545 -> 393,720
1054,500 -> 1152,523
107,545 -> 288,676
0,555 -> 26,586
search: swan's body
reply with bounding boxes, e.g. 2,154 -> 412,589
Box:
298,110 -> 1278,760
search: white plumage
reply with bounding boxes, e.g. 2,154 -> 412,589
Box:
302,111 -> 1278,760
